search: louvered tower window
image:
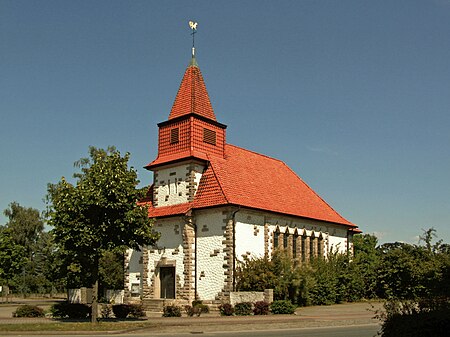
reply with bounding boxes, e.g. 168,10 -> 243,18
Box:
203,128 -> 216,145
170,128 -> 179,144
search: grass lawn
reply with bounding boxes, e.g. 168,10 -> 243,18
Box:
0,321 -> 157,332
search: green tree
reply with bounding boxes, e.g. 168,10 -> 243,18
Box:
3,202 -> 44,257
46,146 -> 159,322
352,233 -> 380,299
99,250 -> 124,290
2,202 -> 54,294
0,228 -> 26,291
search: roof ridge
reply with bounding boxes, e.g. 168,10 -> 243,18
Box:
281,162 -> 355,227
226,144 -> 286,164
204,154 -> 230,203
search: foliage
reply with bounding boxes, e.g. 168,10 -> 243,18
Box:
50,302 -> 91,319
236,229 -> 450,311
218,303 -> 234,316
111,303 -> 146,319
185,300 -> 209,317
234,302 -> 253,316
253,301 -> 270,315
128,304 -> 146,318
112,304 -> 130,318
1,202 -> 66,295
270,300 -> 296,314
46,146 -> 159,319
162,305 -> 182,317
13,305 -> 45,318
99,250 -> 124,290
100,304 -> 112,319
0,228 -> 26,286
378,298 -> 450,337
3,202 -> 44,256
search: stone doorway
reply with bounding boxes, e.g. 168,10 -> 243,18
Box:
160,266 -> 175,299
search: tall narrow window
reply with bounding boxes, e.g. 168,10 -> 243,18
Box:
301,236 -> 306,262
170,128 -> 179,144
203,128 -> 216,145
273,230 -> 280,248
283,231 -> 289,250
293,234 -> 298,258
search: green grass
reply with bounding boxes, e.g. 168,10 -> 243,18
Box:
0,321 -> 157,332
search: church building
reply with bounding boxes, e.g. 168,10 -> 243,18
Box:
125,45 -> 359,305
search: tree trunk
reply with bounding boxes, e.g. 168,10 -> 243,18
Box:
91,278 -> 98,323
91,255 -> 99,323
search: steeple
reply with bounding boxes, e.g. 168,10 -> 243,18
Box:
168,57 -> 216,121
145,23 -> 226,171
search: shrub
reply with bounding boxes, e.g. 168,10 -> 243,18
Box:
218,303 -> 234,316
50,302 -> 91,319
185,301 -> 210,317
112,304 -> 130,318
13,305 -> 45,318
128,303 -> 146,318
101,304 -> 112,319
253,301 -> 269,315
234,302 -> 253,316
379,299 -> 450,337
270,300 -> 296,314
163,305 -> 182,317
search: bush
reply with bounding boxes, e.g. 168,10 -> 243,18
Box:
379,299 -> 450,337
128,304 -> 146,318
13,305 -> 45,318
163,305 -> 182,317
218,303 -> 234,316
270,300 -> 296,314
185,301 -> 210,317
101,304 -> 112,319
112,304 -> 130,318
234,302 -> 253,316
50,302 -> 91,319
253,301 -> 270,315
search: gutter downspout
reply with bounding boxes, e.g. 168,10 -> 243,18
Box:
231,207 -> 240,292
194,222 -> 198,300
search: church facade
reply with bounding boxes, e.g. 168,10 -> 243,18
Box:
124,55 -> 359,304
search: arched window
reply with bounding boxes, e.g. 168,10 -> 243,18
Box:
293,232 -> 298,258
273,228 -> 280,249
283,230 -> 289,250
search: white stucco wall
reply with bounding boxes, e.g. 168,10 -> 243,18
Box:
234,212 -> 266,260
154,165 -> 189,206
154,163 -> 205,207
147,218 -> 186,291
126,249 -> 142,293
195,210 -> 227,300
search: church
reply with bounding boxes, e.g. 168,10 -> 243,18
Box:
124,43 -> 359,306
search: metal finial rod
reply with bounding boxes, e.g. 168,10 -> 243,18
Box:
188,21 -> 198,57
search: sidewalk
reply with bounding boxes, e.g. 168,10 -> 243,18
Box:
0,300 -> 383,334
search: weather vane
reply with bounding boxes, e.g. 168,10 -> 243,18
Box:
189,20 -> 198,57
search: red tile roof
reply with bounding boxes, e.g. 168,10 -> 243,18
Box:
147,144 -> 356,227
168,59 -> 216,121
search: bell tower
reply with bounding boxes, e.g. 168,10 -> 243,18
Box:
145,26 -> 227,207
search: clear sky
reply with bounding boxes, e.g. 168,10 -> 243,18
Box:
1,0 -> 449,245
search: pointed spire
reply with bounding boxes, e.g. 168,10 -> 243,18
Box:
168,60 -> 216,121
168,22 -> 215,121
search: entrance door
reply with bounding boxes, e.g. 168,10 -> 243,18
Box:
160,266 -> 175,299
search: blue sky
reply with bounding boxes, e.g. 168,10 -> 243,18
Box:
1,0 -> 449,245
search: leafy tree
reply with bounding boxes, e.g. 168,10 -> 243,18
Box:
3,202 -> 44,257
1,203 -> 55,294
352,233 -> 380,299
99,250 -> 124,290
0,228 -> 26,290
46,146 -> 159,322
